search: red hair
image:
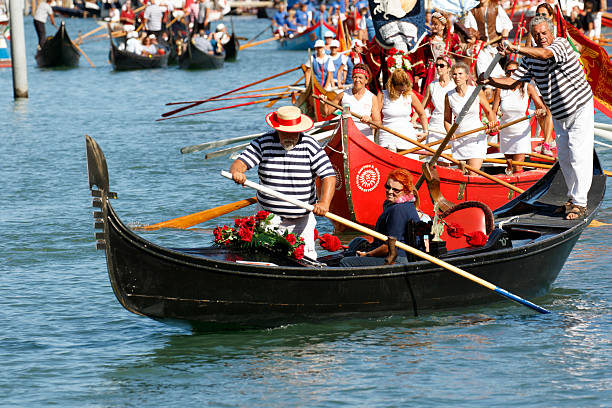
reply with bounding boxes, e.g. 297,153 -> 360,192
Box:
387,168 -> 420,208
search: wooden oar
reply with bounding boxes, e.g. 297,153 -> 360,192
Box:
71,41 -> 95,67
75,24 -> 106,44
181,131 -> 268,154
136,197 -> 258,231
399,114 -> 534,155
220,171 -> 551,314
314,95 -> 525,194
157,95 -> 291,122
161,65 -> 301,118
244,22 -> 273,45
414,54 -> 503,190
239,36 -> 279,50
483,158 -> 612,177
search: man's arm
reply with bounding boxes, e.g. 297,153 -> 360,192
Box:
229,159 -> 248,184
313,176 -> 336,215
49,7 -> 56,26
498,41 -> 553,60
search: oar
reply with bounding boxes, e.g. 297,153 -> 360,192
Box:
157,95 -> 291,122
220,171 -> 551,314
399,114 -> 535,155
482,158 -> 612,177
244,22 -> 273,45
135,197 -> 258,231
71,41 -> 95,67
239,36 -> 279,50
414,53 -> 503,190
161,65 -> 301,118
75,24 -> 106,44
314,95 -> 525,194
181,131 -> 268,154
165,86 -> 299,106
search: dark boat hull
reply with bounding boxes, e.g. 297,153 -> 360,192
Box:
85,135 -> 605,329
223,33 -> 239,61
178,41 -> 225,69
36,22 -> 80,68
109,40 -> 169,70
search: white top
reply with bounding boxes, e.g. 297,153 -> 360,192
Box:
342,88 -> 375,140
447,86 -> 488,160
379,90 -> 416,151
464,5 -> 513,41
428,79 -> 455,135
498,85 -> 532,154
34,2 -> 53,23
126,38 -> 143,54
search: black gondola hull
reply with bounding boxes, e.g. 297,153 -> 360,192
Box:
109,40 -> 169,70
36,22 -> 80,68
178,41 -> 225,69
85,134 -> 606,329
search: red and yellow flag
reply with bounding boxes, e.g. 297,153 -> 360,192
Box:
335,9 -> 349,53
565,23 -> 612,116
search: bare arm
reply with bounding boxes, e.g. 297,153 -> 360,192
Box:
443,94 -> 452,132
491,88 -> 501,117
313,176 -> 336,215
321,92 -> 343,117
526,83 -> 548,116
479,90 -> 497,126
370,93 -> 381,127
414,83 -> 432,122
229,159 -> 248,184
411,92 -> 428,138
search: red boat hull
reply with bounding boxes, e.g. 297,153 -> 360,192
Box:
324,117 -> 547,229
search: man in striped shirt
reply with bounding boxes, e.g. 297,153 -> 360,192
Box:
480,16 -> 594,220
144,0 -> 164,38
230,106 -> 336,259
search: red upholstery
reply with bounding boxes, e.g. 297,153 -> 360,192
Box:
440,202 -> 493,251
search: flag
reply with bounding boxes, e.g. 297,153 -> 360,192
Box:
566,22 -> 612,110
555,5 -> 567,38
594,96 -> 612,119
335,9 -> 349,52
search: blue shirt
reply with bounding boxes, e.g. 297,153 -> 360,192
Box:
330,0 -> 346,13
373,201 -> 420,258
273,10 -> 287,27
296,10 -> 309,26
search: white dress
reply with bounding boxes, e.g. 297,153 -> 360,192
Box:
447,86 -> 488,160
342,88 -> 375,141
378,90 -> 417,151
427,79 -> 455,143
499,85 -> 531,154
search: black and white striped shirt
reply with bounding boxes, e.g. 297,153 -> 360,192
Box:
238,132 -> 335,218
512,37 -> 592,120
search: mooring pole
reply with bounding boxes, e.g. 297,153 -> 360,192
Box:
9,0 -> 29,98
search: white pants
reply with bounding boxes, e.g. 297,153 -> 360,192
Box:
279,212 -> 317,260
552,99 -> 594,207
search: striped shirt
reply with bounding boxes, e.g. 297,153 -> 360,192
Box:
144,4 -> 164,31
511,37 -> 592,120
237,132 -> 335,218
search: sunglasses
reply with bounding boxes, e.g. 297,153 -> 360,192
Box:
384,184 -> 404,194
535,12 -> 550,17
505,69 -> 516,74
435,63 -> 447,68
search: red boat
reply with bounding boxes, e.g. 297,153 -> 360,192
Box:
324,115 -> 549,230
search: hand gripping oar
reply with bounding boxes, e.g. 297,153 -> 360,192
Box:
135,197 -> 258,231
220,171 -> 550,314
414,53 -> 504,191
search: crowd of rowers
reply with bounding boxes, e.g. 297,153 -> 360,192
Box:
109,0 -> 231,56
302,0 -> 604,176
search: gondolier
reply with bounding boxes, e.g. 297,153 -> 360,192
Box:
479,15 -> 594,220
33,0 -> 56,47
229,106 -> 336,259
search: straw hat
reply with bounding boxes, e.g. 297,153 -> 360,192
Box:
265,106 -> 314,133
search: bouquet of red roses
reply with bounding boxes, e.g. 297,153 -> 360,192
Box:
213,210 -> 305,259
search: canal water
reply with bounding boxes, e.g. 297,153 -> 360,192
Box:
1,16 -> 611,407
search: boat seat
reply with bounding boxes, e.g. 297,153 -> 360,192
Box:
440,201 -> 495,251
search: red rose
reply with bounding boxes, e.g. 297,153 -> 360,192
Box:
313,228 -> 319,240
242,216 -> 256,230
238,226 -> 253,242
293,244 -> 305,259
446,223 -> 464,238
320,233 -> 342,251
255,210 -> 270,221
222,225 -> 230,231
466,231 -> 488,247
386,56 -> 395,67
213,226 -> 222,242
388,48 -> 398,55
234,218 -> 243,228
286,233 -> 297,246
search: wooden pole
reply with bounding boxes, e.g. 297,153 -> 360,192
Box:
9,0 -> 28,98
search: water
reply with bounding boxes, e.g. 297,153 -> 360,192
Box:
2,16 -> 612,407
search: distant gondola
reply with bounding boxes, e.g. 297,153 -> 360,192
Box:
223,33 -> 239,61
178,37 -> 225,69
36,21 -> 80,68
109,37 -> 169,70
85,134 -> 605,330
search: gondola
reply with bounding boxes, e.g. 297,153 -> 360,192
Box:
109,37 -> 169,70
278,21 -> 336,51
178,37 -> 225,70
223,32 -> 239,61
35,21 -> 80,68
85,133 -> 605,329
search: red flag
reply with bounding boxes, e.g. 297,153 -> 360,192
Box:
566,22 -> 612,109
556,5 -> 567,38
594,96 -> 612,120
335,9 -> 349,52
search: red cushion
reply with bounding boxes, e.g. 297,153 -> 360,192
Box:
441,207 -> 488,250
